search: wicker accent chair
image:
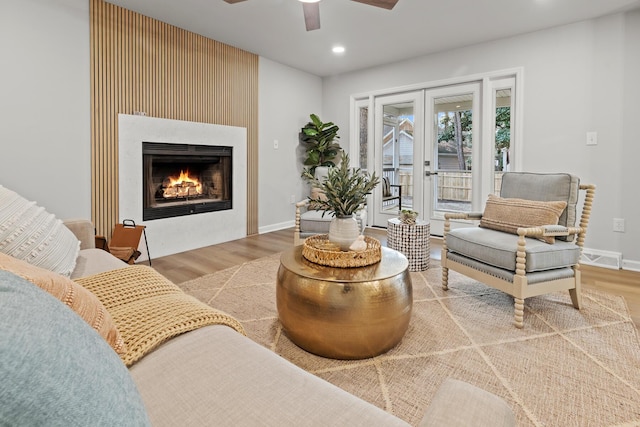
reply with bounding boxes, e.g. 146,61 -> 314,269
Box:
441,172 -> 595,328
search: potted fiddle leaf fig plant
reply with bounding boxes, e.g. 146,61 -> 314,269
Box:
300,114 -> 342,177
302,152 -> 379,250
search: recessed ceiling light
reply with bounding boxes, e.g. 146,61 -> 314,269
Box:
299,0 -> 320,3
332,46 -> 345,54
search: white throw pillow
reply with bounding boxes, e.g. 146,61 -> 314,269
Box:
0,185 -> 79,276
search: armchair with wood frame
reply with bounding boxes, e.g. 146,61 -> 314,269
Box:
441,172 -> 595,328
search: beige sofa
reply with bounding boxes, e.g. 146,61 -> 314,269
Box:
1,217 -> 515,426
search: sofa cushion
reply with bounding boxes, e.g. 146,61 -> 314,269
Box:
499,172 -> 579,241
479,194 -> 567,244
0,270 -> 150,426
129,325 -> 409,427
71,248 -> 128,279
446,227 -> 581,273
0,185 -> 79,276
0,251 -> 126,355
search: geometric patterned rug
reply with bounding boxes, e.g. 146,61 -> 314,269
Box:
179,254 -> 640,426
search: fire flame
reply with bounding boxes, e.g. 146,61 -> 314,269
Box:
163,170 -> 202,198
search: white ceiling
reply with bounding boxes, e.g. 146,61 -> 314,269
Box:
107,0 -> 640,77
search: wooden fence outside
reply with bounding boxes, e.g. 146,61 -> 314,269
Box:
437,171 -> 504,201
381,169 -> 504,203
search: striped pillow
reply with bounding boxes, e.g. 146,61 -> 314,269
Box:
480,194 -> 567,244
0,185 -> 79,276
0,252 -> 126,355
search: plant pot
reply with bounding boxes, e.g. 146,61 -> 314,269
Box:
328,216 -> 360,251
399,211 -> 418,225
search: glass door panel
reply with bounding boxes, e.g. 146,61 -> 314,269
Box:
372,92 -> 424,228
358,103 -> 369,171
493,88 -> 512,195
434,94 -> 474,212
425,83 -> 480,235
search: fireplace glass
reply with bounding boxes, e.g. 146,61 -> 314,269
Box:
142,142 -> 232,221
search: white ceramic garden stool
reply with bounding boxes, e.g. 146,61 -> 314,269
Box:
386,218 -> 430,272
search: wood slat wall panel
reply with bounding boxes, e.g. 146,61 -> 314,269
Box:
90,0 -> 258,238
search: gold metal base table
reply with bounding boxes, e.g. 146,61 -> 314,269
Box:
276,246 -> 412,360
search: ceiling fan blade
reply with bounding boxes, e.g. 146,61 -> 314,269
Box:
351,0 -> 399,10
223,0 -> 247,3
302,2 -> 320,31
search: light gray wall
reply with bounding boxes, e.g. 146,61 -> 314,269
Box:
0,0 -> 91,219
258,57 -> 323,233
322,12 -> 640,264
3,0 -> 638,265
0,0 -> 322,236
621,9 -> 640,270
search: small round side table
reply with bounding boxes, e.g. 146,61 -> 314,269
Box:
386,218 -> 430,271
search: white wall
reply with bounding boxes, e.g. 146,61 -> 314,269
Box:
621,9 -> 640,270
258,57 -> 323,233
0,0 -> 90,219
3,0 -> 638,265
0,0 -> 323,239
322,12 -> 640,265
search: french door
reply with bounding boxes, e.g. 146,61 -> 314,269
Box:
371,92 -> 424,228
425,82 -> 481,235
352,71 -> 520,233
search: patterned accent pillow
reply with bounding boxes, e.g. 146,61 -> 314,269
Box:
308,186 -> 329,210
0,185 -> 79,276
480,194 -> 567,244
0,251 -> 126,355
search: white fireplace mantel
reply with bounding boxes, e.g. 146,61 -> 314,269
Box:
118,114 -> 247,260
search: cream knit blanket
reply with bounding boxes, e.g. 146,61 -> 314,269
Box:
75,265 -> 245,366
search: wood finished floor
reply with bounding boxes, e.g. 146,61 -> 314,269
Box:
150,227 -> 640,330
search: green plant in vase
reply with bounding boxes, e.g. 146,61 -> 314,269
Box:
303,152 -> 379,250
399,209 -> 418,224
300,114 -> 342,177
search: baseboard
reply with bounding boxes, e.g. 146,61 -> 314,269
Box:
580,248 -> 622,270
258,220 -> 294,234
622,259 -> 640,272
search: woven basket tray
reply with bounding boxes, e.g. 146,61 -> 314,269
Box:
302,234 -> 381,268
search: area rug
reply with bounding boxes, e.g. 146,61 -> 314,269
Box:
178,254 -> 640,426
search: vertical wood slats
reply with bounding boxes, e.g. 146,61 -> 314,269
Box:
90,0 -> 259,239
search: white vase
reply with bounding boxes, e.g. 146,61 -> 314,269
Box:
328,216 -> 360,251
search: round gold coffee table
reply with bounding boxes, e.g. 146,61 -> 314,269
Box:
276,246 -> 412,359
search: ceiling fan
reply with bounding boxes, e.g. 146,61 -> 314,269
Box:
223,0 -> 399,31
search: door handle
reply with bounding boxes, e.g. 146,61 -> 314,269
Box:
425,171 -> 438,177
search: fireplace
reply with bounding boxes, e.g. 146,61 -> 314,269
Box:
142,142 -> 232,221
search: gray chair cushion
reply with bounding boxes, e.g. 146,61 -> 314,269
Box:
300,209 -> 366,235
447,252 -> 576,285
500,172 -> 579,241
300,209 -> 333,234
446,227 -> 581,273
0,270 -> 150,426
